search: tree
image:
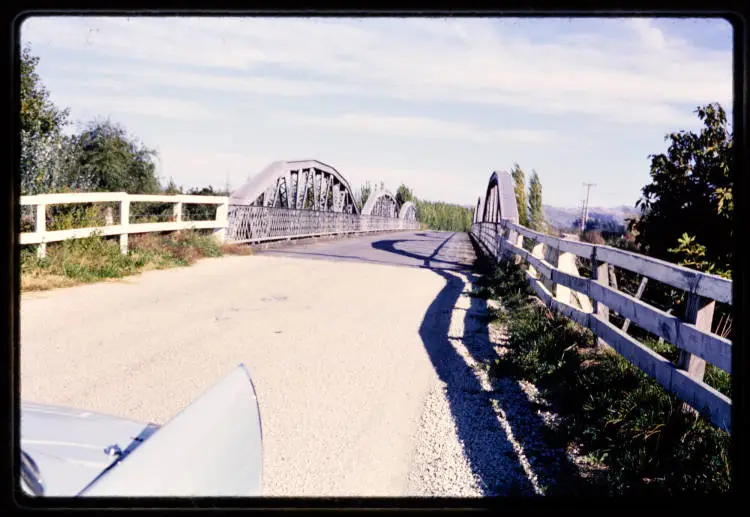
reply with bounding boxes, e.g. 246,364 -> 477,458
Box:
20,45 -> 71,194
395,183 -> 414,207
355,181 -> 373,212
527,170 -> 545,232
630,103 -> 732,278
62,118 -> 160,194
415,200 -> 474,232
511,163 -> 528,226
162,177 -> 183,194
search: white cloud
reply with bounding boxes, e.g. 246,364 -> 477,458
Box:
62,93 -> 219,122
20,16 -> 732,207
22,16 -> 732,127
156,146 -> 273,191
290,113 -> 553,144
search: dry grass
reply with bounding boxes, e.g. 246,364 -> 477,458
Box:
220,242 -> 253,255
20,230 -> 252,293
21,272 -> 79,292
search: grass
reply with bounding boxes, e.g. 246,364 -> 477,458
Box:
20,229 -> 252,292
477,258 -> 731,495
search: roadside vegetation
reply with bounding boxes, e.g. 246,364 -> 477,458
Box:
21,229 -> 251,292
20,45 -> 250,293
473,258 -> 730,495
473,103 -> 733,495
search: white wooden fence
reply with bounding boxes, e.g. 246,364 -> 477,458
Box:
20,192 -> 229,257
471,220 -> 732,434
20,193 -> 421,257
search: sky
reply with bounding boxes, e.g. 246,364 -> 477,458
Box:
20,16 -> 733,208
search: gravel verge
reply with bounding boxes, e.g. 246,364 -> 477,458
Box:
406,270 -> 589,497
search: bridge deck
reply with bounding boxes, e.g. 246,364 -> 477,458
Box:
21,231 -> 556,496
260,230 -> 477,270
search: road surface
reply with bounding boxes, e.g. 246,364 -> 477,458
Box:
21,230 -> 561,496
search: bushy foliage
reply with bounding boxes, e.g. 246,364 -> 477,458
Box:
631,103 -> 732,277
527,170 -> 546,232
484,259 -> 731,495
354,181 -> 376,212
20,47 -> 161,196
61,118 -> 160,194
395,183 -> 414,207
511,163 -> 528,227
21,230 -> 244,291
415,199 -> 474,232
20,44 -> 72,195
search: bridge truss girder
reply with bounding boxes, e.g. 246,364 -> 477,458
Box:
361,188 -> 398,218
230,160 -> 359,214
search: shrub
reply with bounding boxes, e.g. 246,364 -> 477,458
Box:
484,258 -> 731,495
21,229 -> 250,291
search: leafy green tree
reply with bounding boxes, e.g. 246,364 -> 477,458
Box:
62,118 -> 160,194
631,103 -> 732,278
527,170 -> 545,232
162,177 -> 183,194
355,181 -> 373,212
20,45 -> 71,194
395,183 -> 414,207
415,200 -> 474,232
511,163 -> 528,226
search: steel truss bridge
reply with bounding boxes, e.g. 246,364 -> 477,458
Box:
226,160 -> 418,244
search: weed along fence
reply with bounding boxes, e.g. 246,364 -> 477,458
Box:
470,220 -> 732,434
19,192 -> 229,257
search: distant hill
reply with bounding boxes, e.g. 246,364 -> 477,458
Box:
543,204 -> 639,232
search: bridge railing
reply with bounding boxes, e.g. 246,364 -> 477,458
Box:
470,220 -> 732,434
20,192 -> 229,257
227,205 -> 421,244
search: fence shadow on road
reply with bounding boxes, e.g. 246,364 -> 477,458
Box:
371,232 -> 590,497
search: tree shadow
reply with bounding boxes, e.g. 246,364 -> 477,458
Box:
373,233 -> 591,496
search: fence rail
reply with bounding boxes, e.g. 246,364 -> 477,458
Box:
20,192 -> 229,257
470,220 -> 732,434
19,193 -> 421,257
227,205 -> 421,244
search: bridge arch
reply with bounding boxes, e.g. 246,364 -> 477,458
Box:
229,160 -> 359,214
398,201 -> 417,221
361,188 -> 399,218
481,171 -> 519,223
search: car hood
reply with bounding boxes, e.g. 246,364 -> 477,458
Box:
21,364 -> 262,498
21,402 -> 159,497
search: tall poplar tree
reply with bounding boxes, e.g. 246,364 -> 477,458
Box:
511,163 -> 528,226
527,170 -> 545,232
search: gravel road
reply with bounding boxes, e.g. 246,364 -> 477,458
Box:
21,230 -> 577,496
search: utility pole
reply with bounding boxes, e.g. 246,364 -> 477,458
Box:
581,183 -> 596,234
225,172 -> 231,196
578,199 -> 586,234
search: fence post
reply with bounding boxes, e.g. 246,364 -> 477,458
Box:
119,197 -> 130,254
542,244 -> 559,293
621,276 -> 649,333
495,223 -> 504,260
35,203 -> 47,258
555,250 -> 574,304
678,293 -> 715,389
105,206 -> 114,226
513,231 -> 524,264
213,200 -> 229,244
173,200 -> 183,223
527,239 -> 545,278
591,247 -> 610,348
